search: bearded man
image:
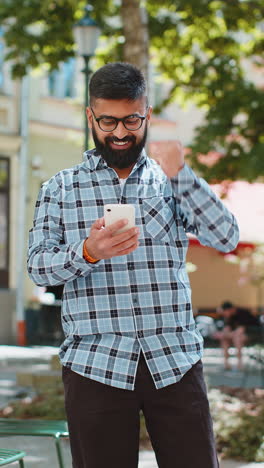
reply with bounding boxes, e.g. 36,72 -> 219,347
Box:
28,62 -> 239,468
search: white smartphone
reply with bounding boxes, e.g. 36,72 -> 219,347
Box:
104,204 -> 135,234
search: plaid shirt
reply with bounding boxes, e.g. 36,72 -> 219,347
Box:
28,149 -> 239,390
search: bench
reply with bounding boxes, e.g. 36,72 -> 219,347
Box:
0,448 -> 25,467
0,419 -> 68,468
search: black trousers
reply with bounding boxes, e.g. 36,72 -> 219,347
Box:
62,354 -> 219,468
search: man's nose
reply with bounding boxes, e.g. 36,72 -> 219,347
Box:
112,121 -> 129,139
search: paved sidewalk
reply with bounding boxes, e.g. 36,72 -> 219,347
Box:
0,345 -> 263,468
203,346 -> 264,388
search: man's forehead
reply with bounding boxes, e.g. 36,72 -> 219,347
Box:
92,97 -> 147,115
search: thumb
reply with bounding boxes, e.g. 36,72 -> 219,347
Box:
91,217 -> 105,231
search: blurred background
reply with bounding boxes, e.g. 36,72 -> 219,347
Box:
0,0 -> 263,346
0,2 -> 263,466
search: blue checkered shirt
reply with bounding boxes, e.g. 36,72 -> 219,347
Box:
28,149 -> 239,390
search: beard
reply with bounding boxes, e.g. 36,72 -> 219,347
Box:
92,124 -> 148,169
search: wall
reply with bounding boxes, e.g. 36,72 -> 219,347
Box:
24,132 -> 83,302
187,245 -> 259,309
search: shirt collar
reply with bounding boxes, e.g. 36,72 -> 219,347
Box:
83,149 -> 105,171
83,148 -> 148,174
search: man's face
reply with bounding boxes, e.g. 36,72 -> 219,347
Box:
222,307 -> 236,318
86,97 -> 152,170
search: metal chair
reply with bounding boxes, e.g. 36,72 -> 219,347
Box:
0,448 -> 25,467
0,419 -> 68,468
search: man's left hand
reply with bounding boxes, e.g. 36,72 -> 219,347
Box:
150,140 -> 185,178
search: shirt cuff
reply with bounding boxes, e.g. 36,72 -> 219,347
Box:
72,240 -> 101,269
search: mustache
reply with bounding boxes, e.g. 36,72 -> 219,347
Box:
105,135 -> 136,144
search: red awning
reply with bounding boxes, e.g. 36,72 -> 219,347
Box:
188,237 -> 255,255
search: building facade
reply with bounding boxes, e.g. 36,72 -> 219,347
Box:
0,41 -> 263,344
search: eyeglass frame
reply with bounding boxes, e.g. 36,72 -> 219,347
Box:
90,107 -> 149,132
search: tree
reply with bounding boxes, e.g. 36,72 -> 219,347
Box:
120,0 -> 149,81
0,0 -> 263,182
0,0 -> 79,77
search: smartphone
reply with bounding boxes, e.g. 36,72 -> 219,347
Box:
104,204 -> 135,234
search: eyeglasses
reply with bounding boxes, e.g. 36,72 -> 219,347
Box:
91,107 -> 148,132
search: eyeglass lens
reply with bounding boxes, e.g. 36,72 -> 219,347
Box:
99,116 -> 143,131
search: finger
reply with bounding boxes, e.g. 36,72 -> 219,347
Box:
111,227 -> 139,246
91,217 -> 105,231
114,235 -> 139,252
115,241 -> 139,256
105,218 -> 129,234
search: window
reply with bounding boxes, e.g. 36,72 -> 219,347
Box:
48,57 -> 76,98
0,157 -> 9,288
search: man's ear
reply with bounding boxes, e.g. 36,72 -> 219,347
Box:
86,107 -> 93,129
147,105 -> 153,126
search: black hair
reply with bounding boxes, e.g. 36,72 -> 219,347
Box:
221,301 -> 234,310
89,62 -> 147,105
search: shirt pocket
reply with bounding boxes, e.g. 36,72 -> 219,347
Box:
142,196 -> 180,243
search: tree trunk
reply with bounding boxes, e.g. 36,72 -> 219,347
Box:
121,0 -> 149,84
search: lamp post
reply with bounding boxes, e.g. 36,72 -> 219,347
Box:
73,6 -> 101,151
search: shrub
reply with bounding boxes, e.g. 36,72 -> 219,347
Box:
1,386 -> 66,420
208,387 -> 264,462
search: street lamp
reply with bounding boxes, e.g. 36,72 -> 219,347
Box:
73,5 -> 101,151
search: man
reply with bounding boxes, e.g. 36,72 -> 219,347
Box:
214,301 -> 259,370
28,62 -> 239,468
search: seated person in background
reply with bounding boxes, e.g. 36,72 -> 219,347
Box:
213,301 -> 259,370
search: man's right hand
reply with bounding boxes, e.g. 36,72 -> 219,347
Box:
84,217 -> 140,260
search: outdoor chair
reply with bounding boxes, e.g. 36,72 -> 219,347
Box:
0,448 -> 25,467
0,419 -> 68,468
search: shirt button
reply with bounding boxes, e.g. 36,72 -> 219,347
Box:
128,263 -> 134,270
133,297 -> 138,304
137,331 -> 144,338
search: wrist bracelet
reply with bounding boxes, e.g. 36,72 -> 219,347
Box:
83,240 -> 99,263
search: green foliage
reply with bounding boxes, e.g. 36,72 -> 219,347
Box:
0,0 -> 263,181
1,385 -> 66,420
0,0 -> 80,75
189,79 -> 264,182
225,408 -> 264,461
209,388 -> 264,462
146,1 -> 264,182
0,0 -> 121,76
